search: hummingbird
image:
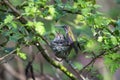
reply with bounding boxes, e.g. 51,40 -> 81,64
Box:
50,25 -> 81,60
61,25 -> 81,54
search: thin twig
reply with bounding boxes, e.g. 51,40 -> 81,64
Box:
0,45 -> 28,64
0,8 -> 13,13
79,44 -> 120,73
0,49 -> 16,62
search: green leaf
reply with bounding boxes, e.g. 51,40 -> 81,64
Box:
26,21 -> 46,35
73,62 -> 83,70
97,36 -> 103,42
85,39 -> 101,53
9,33 -> 23,42
82,8 -> 91,15
11,22 -> 17,28
74,15 -> 84,24
34,22 -> 46,35
104,53 -> 120,73
17,48 -> 27,60
48,5 -> 56,18
26,21 -> 34,27
10,0 -> 23,6
4,15 -> 14,24
23,0 -> 41,17
111,36 -> 118,45
24,6 -> 39,16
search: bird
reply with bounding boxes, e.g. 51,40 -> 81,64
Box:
62,25 -> 76,44
61,25 -> 81,54
50,25 -> 81,61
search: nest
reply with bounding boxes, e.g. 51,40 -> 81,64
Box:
50,33 -> 70,59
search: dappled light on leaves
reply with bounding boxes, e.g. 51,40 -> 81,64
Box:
0,0 -> 120,80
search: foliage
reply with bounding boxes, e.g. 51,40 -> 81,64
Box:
0,0 -> 120,80
104,52 -> 120,73
17,48 -> 27,60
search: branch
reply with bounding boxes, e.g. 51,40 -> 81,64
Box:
35,42 -> 77,80
79,44 -> 120,73
79,51 -> 105,73
0,46 -> 27,64
0,49 -> 16,64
